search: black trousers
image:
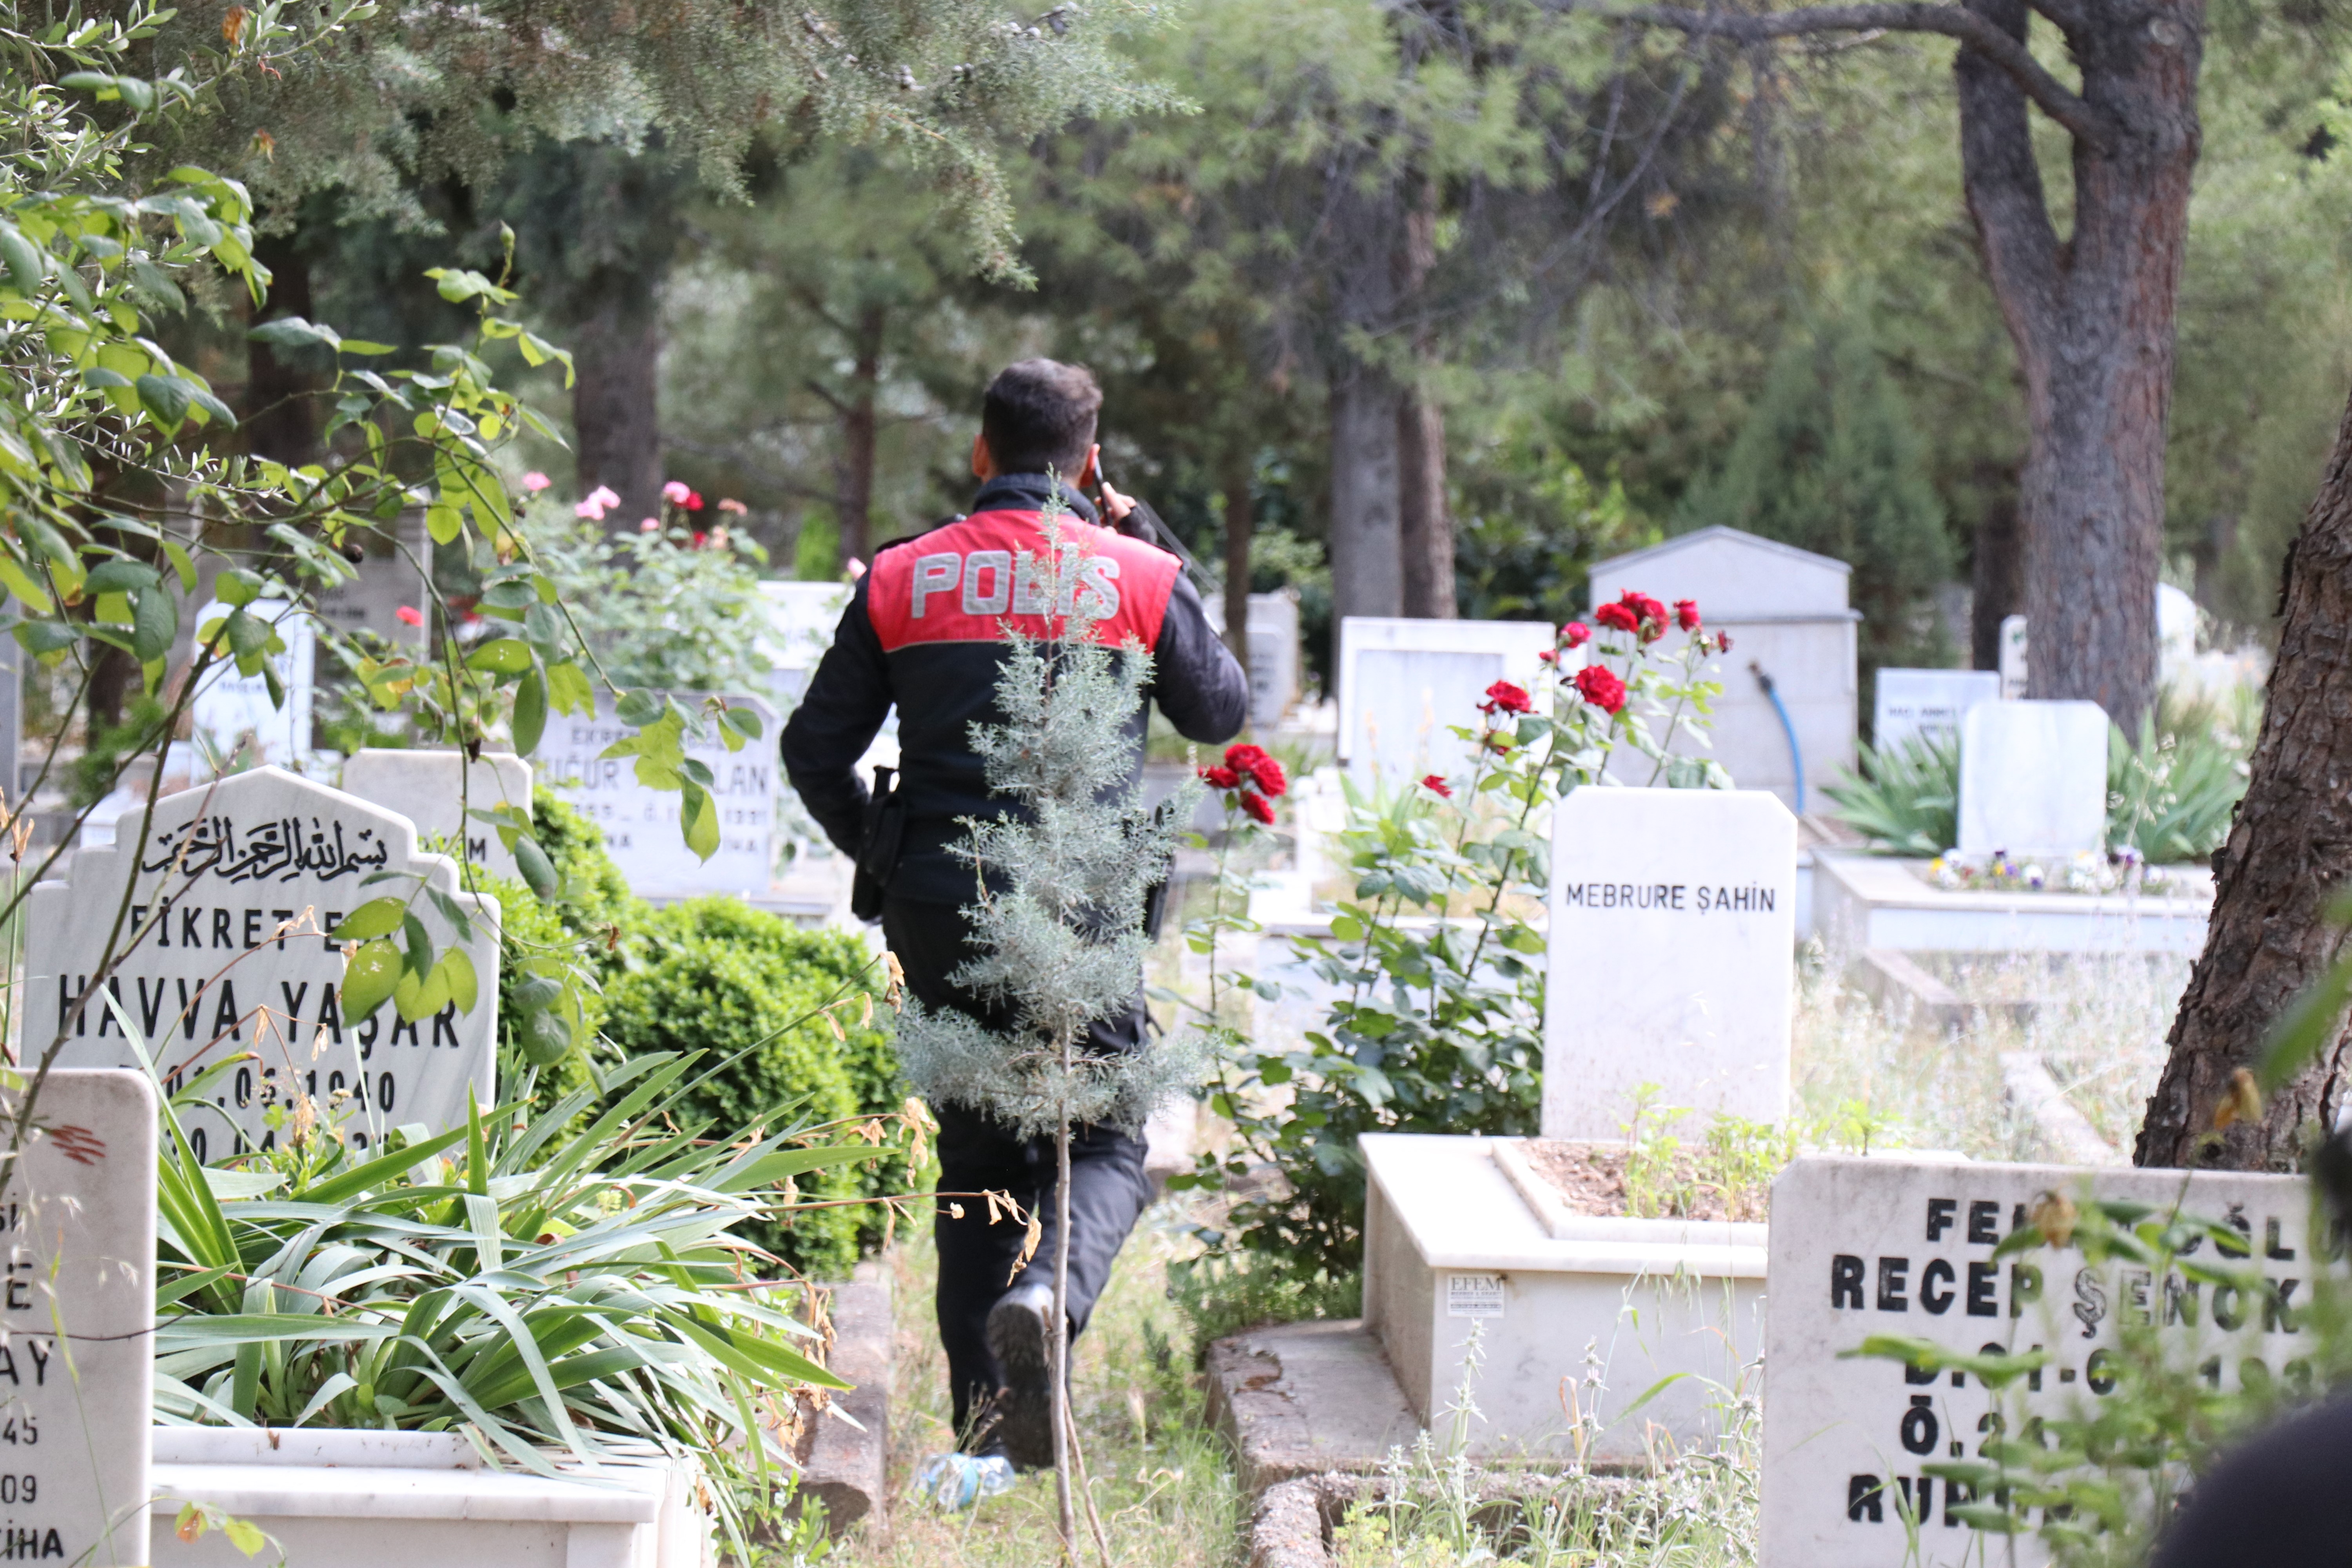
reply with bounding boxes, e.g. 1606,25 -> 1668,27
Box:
883,896 -> 1155,1444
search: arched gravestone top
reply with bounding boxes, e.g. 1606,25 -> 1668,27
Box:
22,766 -> 498,1161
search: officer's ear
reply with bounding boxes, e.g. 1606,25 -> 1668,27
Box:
970,432 -> 997,481
1075,444 -> 1101,491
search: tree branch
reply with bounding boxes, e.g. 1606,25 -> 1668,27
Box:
1606,3 -> 2116,149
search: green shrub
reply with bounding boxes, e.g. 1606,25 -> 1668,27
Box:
519,791 -> 904,1276
603,898 -> 898,1277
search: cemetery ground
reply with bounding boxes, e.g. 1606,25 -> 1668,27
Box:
817,935 -> 2186,1564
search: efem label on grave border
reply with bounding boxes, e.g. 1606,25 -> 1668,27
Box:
1761,1156 -> 2324,1568
23,767 -> 497,1158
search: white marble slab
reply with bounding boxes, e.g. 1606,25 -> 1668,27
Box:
1762,1155 -> 2315,1567
1543,788 -> 1797,1140
339,751 -> 532,882
24,768 -> 497,1156
539,693 -> 780,902
0,1070 -> 156,1567
188,600 -> 315,772
1873,669 -> 2000,753
1336,617 -> 1555,788
1956,699 -> 2109,858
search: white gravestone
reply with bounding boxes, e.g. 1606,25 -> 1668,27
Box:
1873,670 -> 2000,754
1999,614 -> 2028,701
339,751 -> 532,882
312,512 -> 430,654
1762,1155 -> 2318,1567
1337,617 -> 1556,788
24,767 -> 497,1160
1543,788 -> 1796,1140
0,1070 -> 155,1567
189,599 -> 316,772
1956,699 -> 2109,859
540,693 -> 780,902
757,581 -> 852,711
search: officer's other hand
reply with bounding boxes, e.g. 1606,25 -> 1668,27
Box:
1097,480 -> 1137,524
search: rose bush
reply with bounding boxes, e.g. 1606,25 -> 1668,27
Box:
1178,592 -> 1732,1269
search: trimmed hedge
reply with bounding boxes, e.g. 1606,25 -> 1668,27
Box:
528,793 -> 903,1277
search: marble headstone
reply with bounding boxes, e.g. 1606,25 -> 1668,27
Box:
1245,591 -> 1302,730
0,1070 -> 155,1566
1873,669 -> 2000,754
1956,699 -> 2109,859
539,693 -> 781,901
1338,617 -> 1556,788
188,599 -> 316,771
24,767 -> 497,1159
312,512 -> 430,654
758,581 -> 852,711
1762,1155 -> 2318,1567
1998,615 -> 2028,701
1543,788 -> 1796,1141
339,750 -> 532,881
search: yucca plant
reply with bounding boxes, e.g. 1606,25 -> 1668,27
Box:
1824,730 -> 1960,855
133,1030 -> 894,1546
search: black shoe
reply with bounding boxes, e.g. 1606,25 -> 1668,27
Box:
984,1281 -> 1058,1470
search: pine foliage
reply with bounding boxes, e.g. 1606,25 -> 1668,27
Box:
893,523 -> 1203,1140
143,0 -> 1186,278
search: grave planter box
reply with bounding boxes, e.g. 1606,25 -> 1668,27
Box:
1361,1134 -> 1765,1466
1813,849 -> 2211,956
149,1428 -> 714,1568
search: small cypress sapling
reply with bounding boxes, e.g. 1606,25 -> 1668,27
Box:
892,508 -> 1203,1556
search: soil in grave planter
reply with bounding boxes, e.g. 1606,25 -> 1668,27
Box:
1516,1139 -> 1769,1223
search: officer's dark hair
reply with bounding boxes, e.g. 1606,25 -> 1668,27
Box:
981,359 -> 1102,477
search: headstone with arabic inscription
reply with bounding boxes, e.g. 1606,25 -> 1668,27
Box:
537,693 -> 780,902
1762,1155 -> 2321,1567
339,750 -> 532,882
23,767 -> 497,1159
0,1070 -> 156,1567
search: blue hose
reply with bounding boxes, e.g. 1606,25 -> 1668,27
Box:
1751,662 -> 1805,814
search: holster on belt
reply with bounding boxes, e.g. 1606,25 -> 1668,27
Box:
849,765 -> 904,924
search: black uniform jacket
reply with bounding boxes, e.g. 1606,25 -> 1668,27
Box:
778,473 -> 1249,904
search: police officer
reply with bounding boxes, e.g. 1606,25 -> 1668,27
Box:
780,359 -> 1248,1476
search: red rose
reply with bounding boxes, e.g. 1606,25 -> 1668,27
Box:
1561,622 -> 1591,649
1480,680 -> 1532,716
1593,603 -> 1639,633
1201,765 -> 1241,790
1675,599 -> 1701,632
1225,742 -> 1271,772
1242,791 -> 1276,826
1573,664 -> 1628,715
1716,630 -> 1734,653
1247,755 -> 1288,798
1421,774 -> 1453,798
1619,591 -> 1667,626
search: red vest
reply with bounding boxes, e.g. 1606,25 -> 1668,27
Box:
866,509 -> 1182,653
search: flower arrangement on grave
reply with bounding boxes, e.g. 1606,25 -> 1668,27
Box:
889,508 -> 1204,1557
1926,846 -> 2176,897
1172,590 -> 1735,1271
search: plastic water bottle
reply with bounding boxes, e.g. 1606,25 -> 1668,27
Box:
914,1452 -> 1016,1510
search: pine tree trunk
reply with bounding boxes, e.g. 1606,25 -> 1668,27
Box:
1222,454 -> 1253,682
2136,386 -> 2352,1169
1328,361 -> 1402,624
1397,392 -> 1454,619
1969,479 -> 2023,674
1051,1111 -> 1075,1552
835,302 -> 884,568
243,233 -> 320,465
1955,0 -> 2201,740
571,274 -> 664,534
